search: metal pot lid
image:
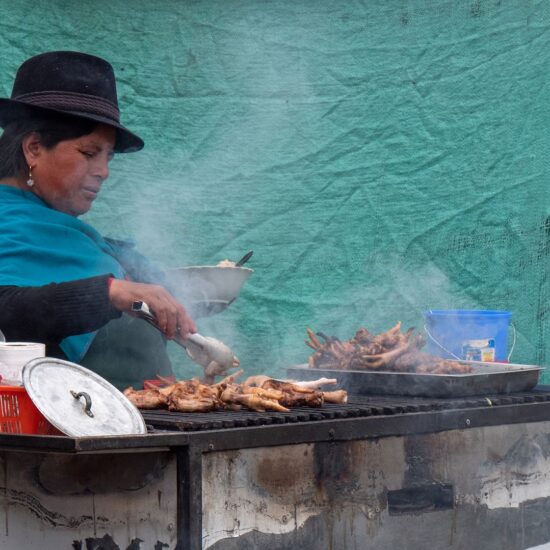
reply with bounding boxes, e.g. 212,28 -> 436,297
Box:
22,358 -> 147,437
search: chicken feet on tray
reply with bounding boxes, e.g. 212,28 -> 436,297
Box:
306,322 -> 472,374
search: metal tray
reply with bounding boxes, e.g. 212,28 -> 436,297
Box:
286,361 -> 545,398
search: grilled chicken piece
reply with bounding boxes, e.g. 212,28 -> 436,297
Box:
123,387 -> 168,409
444,361 -> 473,374
283,377 -> 338,389
242,386 -> 285,401
169,379 -> 218,399
168,396 -> 218,412
305,328 -> 323,350
244,376 -> 337,390
164,379 -> 220,412
350,338 -> 417,370
280,392 -> 323,408
322,390 -> 348,404
157,379 -> 212,397
394,350 -> 473,374
245,376 -> 346,407
261,379 -> 324,407
416,360 -> 473,374
306,329 -> 356,370
393,350 -> 433,372
352,322 -> 409,354
282,378 -> 345,404
220,387 -> 289,412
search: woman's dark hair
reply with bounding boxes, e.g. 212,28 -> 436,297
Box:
0,111 -> 99,179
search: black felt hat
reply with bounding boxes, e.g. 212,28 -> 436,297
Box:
0,51 -> 144,153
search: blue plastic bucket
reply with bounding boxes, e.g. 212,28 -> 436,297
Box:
423,310 -> 512,362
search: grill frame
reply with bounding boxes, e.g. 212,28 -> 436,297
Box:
1,388 -> 550,550
141,390 -> 550,434
0,387 -> 549,455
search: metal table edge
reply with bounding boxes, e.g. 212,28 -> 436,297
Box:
180,400 -> 550,452
1,399 -> 550,453
0,431 -> 190,453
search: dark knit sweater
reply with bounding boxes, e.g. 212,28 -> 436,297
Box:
0,274 -> 121,358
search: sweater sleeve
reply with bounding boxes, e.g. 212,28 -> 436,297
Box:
0,274 -> 122,344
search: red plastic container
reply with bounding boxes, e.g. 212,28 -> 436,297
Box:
0,386 -> 58,435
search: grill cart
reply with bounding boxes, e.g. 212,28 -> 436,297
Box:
1,387 -> 550,549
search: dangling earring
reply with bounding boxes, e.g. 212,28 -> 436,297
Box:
26,166 -> 34,187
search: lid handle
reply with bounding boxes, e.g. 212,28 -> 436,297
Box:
70,390 -> 94,418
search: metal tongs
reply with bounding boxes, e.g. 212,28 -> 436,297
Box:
131,300 -> 240,380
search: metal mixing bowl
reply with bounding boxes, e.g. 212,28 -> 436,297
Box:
166,266 -> 253,317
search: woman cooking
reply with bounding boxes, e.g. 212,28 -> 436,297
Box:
0,51 -> 197,390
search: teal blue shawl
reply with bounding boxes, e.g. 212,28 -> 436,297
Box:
0,185 -> 125,361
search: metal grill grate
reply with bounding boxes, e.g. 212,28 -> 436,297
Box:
141,389 -> 550,432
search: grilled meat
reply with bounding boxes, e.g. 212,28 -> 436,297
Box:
322,390 -> 348,404
220,386 -> 289,412
283,377 -> 338,389
123,387 -> 168,409
306,323 -> 473,374
166,380 -> 220,412
124,372 -> 348,412
260,379 -> 324,407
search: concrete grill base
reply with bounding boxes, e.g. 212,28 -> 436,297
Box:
0,393 -> 550,548
202,423 -> 550,550
0,450 -> 178,549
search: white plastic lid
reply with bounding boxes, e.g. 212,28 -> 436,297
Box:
22,358 -> 147,437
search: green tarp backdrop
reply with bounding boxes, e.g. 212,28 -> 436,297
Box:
1,1 -> 549,380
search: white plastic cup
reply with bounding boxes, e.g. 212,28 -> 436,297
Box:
0,342 -> 46,385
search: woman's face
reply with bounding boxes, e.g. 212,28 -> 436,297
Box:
31,124 -> 116,217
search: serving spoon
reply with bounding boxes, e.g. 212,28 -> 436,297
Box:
235,250 -> 253,267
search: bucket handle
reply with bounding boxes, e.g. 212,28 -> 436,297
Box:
423,325 -> 461,360
423,323 -> 516,362
508,322 -> 516,361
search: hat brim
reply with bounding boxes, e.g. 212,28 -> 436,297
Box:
0,98 -> 144,153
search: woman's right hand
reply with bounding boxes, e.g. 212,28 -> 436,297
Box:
108,279 -> 197,339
